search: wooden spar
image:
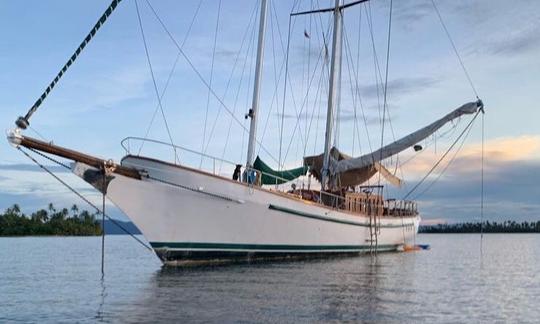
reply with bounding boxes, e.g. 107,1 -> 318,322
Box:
9,134 -> 141,180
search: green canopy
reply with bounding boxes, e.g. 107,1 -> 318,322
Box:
253,156 -> 307,185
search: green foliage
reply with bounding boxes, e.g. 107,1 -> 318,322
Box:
420,221 -> 540,233
0,204 -> 102,236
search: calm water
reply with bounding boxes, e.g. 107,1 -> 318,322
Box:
1,234 -> 539,323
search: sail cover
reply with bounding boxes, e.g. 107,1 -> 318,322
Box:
304,147 -> 402,187
332,100 -> 483,174
253,156 -> 307,185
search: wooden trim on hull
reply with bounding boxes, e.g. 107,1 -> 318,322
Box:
268,204 -> 415,228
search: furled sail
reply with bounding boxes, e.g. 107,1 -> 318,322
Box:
304,148 -> 402,188
332,100 -> 483,174
253,156 -> 307,185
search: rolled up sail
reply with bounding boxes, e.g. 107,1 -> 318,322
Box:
253,156 -> 307,185
332,100 -> 483,174
304,147 -> 402,188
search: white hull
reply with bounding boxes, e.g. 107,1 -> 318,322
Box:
73,156 -> 420,265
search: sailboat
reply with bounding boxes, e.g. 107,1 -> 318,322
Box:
7,0 -> 482,265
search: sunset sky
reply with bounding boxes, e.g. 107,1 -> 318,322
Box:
1,0 -> 539,223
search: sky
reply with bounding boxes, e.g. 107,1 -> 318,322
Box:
1,0 -> 539,224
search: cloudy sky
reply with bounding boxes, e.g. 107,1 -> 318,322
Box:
1,0 -> 539,223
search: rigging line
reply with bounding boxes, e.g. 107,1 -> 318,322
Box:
296,1 -> 325,156
26,147 -> 71,170
257,2 -> 290,157
402,110 -> 481,200
342,22 -> 373,154
201,0 -> 222,167
411,116 -> 475,201
281,37 -> 327,168
257,2 -> 281,157
364,4 -> 397,142
206,1 -> 259,156
364,4 -> 382,125
303,62 -> 326,157
480,111 -> 485,255
101,172 -> 106,276
281,12 -> 333,166
138,0 -> 204,155
219,12 -> 258,173
377,0 -> 393,187
279,16 -> 292,172
399,120 -> 460,167
363,2 -> 402,178
342,22 -> 366,157
354,1 -> 362,156
17,0 -> 123,129
143,0 -> 282,167
304,0 -> 313,158
430,0 -> 479,99
138,54 -> 181,156
17,147 -> 153,252
135,0 -> 179,164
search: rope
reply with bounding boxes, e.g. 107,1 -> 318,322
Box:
205,1 -> 259,157
138,0 -> 204,156
403,110 -> 481,200
142,0 -> 282,167
377,0 -> 393,189
17,0 -> 123,128
480,111 -> 485,255
17,147 -> 153,251
411,116 -> 475,201
134,0 -> 179,163
101,172 -> 106,276
430,0 -> 479,99
26,147 -> 71,170
201,0 -> 222,167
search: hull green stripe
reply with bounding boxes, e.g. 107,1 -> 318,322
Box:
149,242 -> 399,251
268,204 -> 414,228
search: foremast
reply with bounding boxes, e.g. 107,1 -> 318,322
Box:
245,0 -> 269,170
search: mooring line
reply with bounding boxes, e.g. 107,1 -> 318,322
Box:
17,147 -> 153,252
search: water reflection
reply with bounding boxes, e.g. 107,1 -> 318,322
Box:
95,278 -> 107,322
119,255 -> 400,323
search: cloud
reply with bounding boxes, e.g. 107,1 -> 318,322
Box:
0,163 -> 69,173
482,25 -> 540,56
401,135 -> 540,178
393,2 -> 433,26
359,77 -> 439,101
275,109 -> 392,125
393,135 -> 540,222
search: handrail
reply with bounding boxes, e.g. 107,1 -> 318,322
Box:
121,136 -> 238,168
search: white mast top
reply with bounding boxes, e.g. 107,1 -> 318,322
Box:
321,0 -> 343,190
245,0 -> 268,169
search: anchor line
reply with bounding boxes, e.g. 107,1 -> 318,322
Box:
16,147 -> 153,252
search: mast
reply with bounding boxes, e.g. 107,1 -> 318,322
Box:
321,0 -> 343,190
245,0 -> 268,169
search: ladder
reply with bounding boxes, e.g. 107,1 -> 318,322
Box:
368,200 -> 380,255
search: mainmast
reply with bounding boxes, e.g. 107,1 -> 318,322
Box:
321,0 -> 343,190
245,0 -> 268,169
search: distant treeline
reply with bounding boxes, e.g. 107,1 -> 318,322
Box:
0,204 -> 102,236
420,221 -> 540,233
